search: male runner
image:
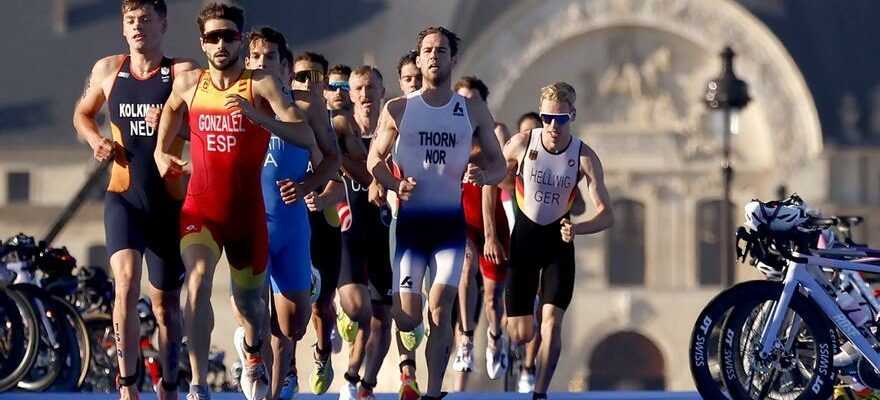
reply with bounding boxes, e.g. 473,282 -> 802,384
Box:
513,110 -> 543,393
503,83 -> 614,400
153,4 -> 317,400
452,76 -> 511,385
240,27 -> 340,400
290,52 -> 347,395
385,50 -> 426,400
331,66 -> 394,400
397,50 -> 422,97
72,1 -> 195,398
368,27 -> 506,399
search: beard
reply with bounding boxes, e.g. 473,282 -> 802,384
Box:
423,66 -> 450,87
208,52 -> 239,71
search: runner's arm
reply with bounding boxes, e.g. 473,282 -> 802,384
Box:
498,131 -> 529,192
367,99 -> 403,190
154,76 -> 191,177
295,93 -> 340,195
570,146 -> 614,235
332,114 -> 372,186
73,56 -> 118,160
250,73 -> 318,150
472,100 -> 506,185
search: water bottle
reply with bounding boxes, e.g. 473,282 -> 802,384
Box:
837,291 -> 871,327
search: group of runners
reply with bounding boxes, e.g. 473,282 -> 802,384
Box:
71,2 -> 615,400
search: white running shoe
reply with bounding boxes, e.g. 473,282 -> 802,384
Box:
518,368 -> 536,393
485,328 -> 508,380
338,381 -> 358,400
234,326 -> 269,400
452,338 -> 474,372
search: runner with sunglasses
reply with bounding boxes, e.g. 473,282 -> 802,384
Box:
237,27 -> 340,400
289,51 -> 346,396
501,82 -> 614,400
368,26 -> 506,400
154,4 -> 317,400
72,1 -> 197,398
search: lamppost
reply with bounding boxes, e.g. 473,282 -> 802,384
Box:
703,46 -> 750,287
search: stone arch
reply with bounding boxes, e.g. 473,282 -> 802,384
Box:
456,0 -> 822,180
587,330 -> 666,390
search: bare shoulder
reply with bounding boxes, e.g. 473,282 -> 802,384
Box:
384,96 -> 407,120
92,55 -> 124,79
172,68 -> 202,90
293,90 -> 323,111
508,130 -> 532,148
171,57 -> 200,74
579,142 -> 604,175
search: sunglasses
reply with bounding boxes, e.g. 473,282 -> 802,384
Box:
540,113 -> 572,126
293,70 -> 324,83
202,29 -> 242,44
328,81 -> 350,92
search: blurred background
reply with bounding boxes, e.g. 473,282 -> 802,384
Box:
1,0 -> 880,394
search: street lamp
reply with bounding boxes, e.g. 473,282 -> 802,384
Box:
703,46 -> 750,287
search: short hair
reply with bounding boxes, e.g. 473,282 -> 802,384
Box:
351,65 -> 383,83
281,45 -> 293,68
454,76 -> 489,101
327,64 -> 352,79
293,51 -> 329,74
416,26 -> 461,58
517,112 -> 541,128
397,50 -> 418,76
196,2 -> 244,34
539,82 -> 576,109
121,0 -> 167,18
247,26 -> 287,53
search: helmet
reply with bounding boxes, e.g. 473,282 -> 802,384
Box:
744,200 -> 809,231
137,297 -> 157,338
754,260 -> 785,280
309,266 -> 321,304
38,247 -> 76,278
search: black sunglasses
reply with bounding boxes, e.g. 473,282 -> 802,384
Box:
202,29 -> 242,44
293,70 -> 325,83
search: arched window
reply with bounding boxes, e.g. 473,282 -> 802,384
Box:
607,199 -> 645,286
697,199 -> 734,285
589,331 -> 665,390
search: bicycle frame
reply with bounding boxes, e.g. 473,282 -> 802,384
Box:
760,250 -> 880,372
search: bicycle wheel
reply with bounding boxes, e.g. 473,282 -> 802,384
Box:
44,294 -> 91,391
689,280 -> 785,400
11,284 -> 72,392
81,313 -> 116,393
0,284 -> 39,392
721,287 -> 836,400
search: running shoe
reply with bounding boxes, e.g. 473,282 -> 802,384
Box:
233,327 -> 270,400
485,328 -> 508,379
339,381 -> 357,400
278,371 -> 298,400
400,323 -> 425,351
185,385 -> 210,400
309,351 -> 334,395
518,367 -> 536,393
358,386 -> 377,400
337,311 -> 359,343
452,338 -> 474,372
398,374 -> 421,400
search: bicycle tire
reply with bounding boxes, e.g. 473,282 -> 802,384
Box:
689,280 -> 785,400
721,286 -> 836,400
44,293 -> 91,390
0,284 -> 40,392
11,283 -> 72,392
81,313 -> 116,393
